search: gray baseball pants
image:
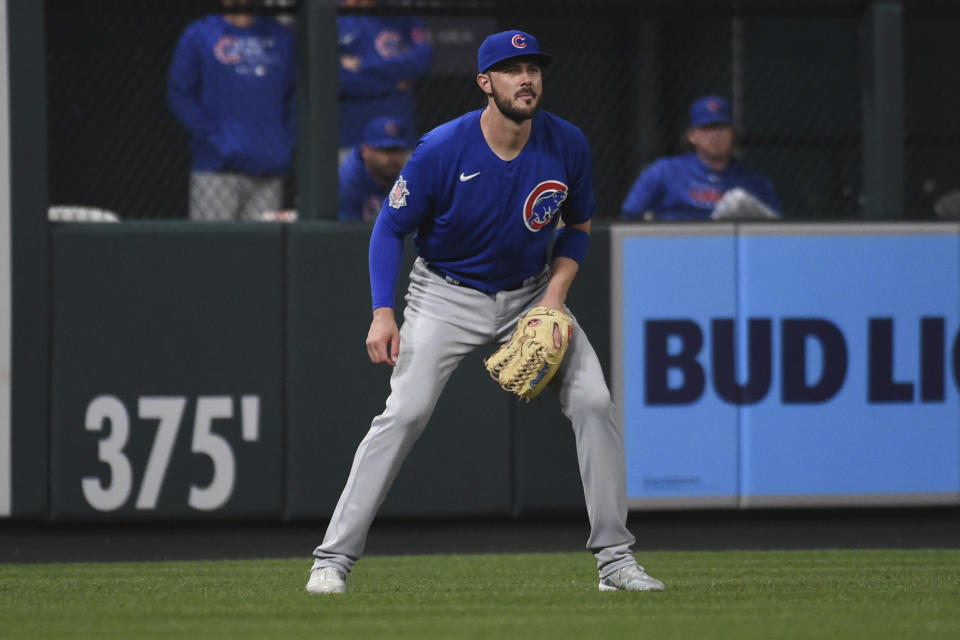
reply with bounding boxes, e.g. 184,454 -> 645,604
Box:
313,258 -> 637,578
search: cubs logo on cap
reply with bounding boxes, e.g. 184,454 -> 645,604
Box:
477,30 -> 552,73
362,116 -> 410,149
689,95 -> 733,128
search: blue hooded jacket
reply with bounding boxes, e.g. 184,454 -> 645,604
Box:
168,16 -> 296,175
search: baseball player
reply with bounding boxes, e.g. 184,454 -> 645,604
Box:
307,30 -> 665,595
620,96 -> 781,221
338,116 -> 412,221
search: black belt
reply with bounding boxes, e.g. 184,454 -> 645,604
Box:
425,263 -> 541,293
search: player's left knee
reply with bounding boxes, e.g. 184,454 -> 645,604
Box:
568,387 -> 614,419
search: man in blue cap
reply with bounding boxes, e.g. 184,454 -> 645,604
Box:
306,29 -> 665,595
621,95 -> 781,221
338,116 -> 412,221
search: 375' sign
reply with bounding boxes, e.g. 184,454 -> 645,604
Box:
82,395 -> 260,512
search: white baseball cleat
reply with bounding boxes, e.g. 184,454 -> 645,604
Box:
598,564 -> 665,592
306,566 -> 347,594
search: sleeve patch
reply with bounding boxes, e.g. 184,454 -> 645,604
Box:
388,175 -> 410,209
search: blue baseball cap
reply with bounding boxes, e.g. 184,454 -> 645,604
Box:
689,96 -> 733,127
477,30 -> 552,74
362,117 -> 409,149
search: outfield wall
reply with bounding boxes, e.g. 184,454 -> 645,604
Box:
37,223 -> 595,522
4,222 -> 960,521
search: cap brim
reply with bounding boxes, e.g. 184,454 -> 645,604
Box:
691,118 -> 733,128
365,139 -> 407,149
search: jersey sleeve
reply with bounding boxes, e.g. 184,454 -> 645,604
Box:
368,216 -> 405,310
339,62 -> 398,98
368,138 -> 437,308
559,128 -> 596,225
167,23 -> 214,136
376,138 -> 437,234
621,161 -> 664,219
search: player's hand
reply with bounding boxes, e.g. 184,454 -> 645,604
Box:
366,307 -> 400,366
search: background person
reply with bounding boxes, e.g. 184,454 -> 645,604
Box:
338,116 -> 412,221
168,0 -> 296,221
620,95 -> 780,221
337,0 -> 431,161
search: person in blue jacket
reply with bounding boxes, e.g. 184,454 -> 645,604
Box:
621,96 -> 781,221
337,0 -> 431,159
168,0 -> 296,221
338,116 -> 412,221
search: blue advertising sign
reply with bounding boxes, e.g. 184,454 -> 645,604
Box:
616,226 -> 739,507
612,223 -> 960,508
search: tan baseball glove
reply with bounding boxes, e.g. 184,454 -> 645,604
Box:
483,306 -> 575,401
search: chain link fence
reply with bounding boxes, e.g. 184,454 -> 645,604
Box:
45,0 -> 960,221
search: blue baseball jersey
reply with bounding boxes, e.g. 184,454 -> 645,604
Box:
371,109 -> 595,306
338,148 -> 388,221
168,16 -> 296,175
338,15 -> 431,149
620,152 -> 780,221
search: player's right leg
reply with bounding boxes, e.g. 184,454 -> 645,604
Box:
308,260 -> 496,593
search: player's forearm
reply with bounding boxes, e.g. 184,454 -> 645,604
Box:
541,256 -> 579,309
542,220 -> 590,308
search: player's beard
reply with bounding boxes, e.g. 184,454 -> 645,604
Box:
489,79 -> 541,123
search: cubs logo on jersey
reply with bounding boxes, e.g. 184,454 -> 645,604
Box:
688,185 -> 723,207
522,180 -> 568,231
214,36 -> 242,65
214,35 -> 277,76
375,30 -> 404,59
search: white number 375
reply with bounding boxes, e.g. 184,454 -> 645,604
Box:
81,395 -> 260,512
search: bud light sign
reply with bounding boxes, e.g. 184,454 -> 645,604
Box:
611,223 -> 960,508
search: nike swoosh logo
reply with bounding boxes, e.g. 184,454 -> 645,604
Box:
459,172 -> 481,182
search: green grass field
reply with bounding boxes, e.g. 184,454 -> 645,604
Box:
2,549 -> 959,639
